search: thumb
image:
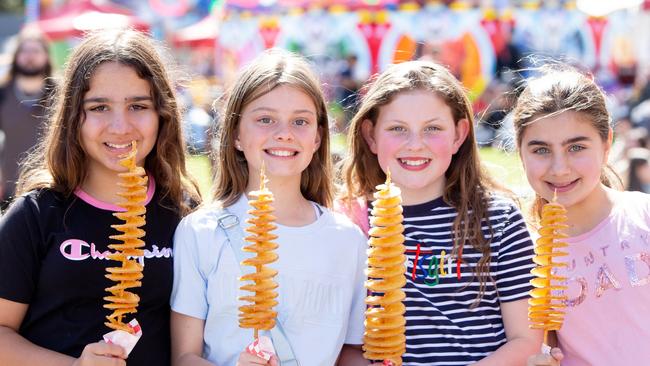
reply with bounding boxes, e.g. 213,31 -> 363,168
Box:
550,348 -> 564,361
268,354 -> 280,366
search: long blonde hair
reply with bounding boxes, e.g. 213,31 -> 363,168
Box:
341,60 -> 508,305
16,29 -> 201,215
212,49 -> 333,207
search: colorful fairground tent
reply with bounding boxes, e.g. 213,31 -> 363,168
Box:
221,0 -> 400,11
33,0 -> 149,41
173,13 -> 220,48
171,0 -> 400,46
205,0 -> 649,101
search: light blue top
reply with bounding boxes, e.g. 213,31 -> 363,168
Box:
171,195 -> 367,366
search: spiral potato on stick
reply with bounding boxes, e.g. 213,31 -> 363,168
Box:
529,194 -> 569,345
239,165 -> 279,339
364,172 -> 407,366
104,141 -> 147,333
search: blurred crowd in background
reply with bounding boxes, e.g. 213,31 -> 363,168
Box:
2,0 -> 650,199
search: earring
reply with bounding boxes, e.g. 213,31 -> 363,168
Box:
235,142 -> 242,151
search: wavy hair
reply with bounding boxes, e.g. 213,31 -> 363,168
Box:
16,29 -> 200,215
341,60 -> 508,306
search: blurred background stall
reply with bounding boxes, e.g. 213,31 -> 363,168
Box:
1,0 -> 649,198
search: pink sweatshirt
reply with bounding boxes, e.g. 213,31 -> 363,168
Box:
555,191 -> 650,366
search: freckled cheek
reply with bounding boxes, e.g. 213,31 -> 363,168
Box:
238,126 -> 265,146
374,135 -> 403,162
423,136 -> 455,157
293,127 -> 319,141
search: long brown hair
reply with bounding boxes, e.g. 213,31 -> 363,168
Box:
512,65 -> 622,222
16,29 -> 201,215
212,49 -> 333,207
341,60 -> 507,305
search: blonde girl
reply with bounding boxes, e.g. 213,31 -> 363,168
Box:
170,49 -> 367,366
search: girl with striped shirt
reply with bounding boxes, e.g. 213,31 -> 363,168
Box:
338,61 -> 541,365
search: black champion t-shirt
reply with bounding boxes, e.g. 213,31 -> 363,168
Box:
0,187 -> 180,365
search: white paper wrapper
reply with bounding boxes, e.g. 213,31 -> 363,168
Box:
103,319 -> 142,356
541,343 -> 552,355
246,336 -> 276,361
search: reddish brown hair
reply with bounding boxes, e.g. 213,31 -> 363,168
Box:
341,60 -> 508,305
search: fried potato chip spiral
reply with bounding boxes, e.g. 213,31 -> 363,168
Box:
364,173 -> 406,366
239,167 -> 279,339
529,199 -> 569,343
103,141 -> 147,334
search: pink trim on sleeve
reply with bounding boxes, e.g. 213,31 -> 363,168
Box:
74,174 -> 156,212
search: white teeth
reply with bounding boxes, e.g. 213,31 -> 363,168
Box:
267,149 -> 294,157
106,142 -> 132,149
400,159 -> 428,166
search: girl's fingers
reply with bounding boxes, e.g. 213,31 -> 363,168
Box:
237,350 -> 272,365
550,347 -> 564,361
268,355 -> 280,366
527,353 -> 561,366
75,342 -> 127,366
85,341 -> 126,359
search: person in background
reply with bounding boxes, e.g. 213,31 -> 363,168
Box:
0,27 -> 54,209
626,147 -> 650,193
338,54 -> 362,127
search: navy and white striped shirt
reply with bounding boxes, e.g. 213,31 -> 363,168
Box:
370,195 -> 535,365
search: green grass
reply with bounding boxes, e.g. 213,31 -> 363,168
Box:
186,146 -> 532,199
479,147 -> 530,193
187,154 -> 213,198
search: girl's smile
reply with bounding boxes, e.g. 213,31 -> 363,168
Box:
236,84 -> 321,188
265,147 -> 299,158
397,157 -> 431,171
519,111 -> 611,211
79,61 -> 159,203
546,178 -> 580,193
362,89 -> 468,205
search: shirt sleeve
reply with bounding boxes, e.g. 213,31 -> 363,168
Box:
345,230 -> 367,345
0,196 -> 42,303
495,203 -> 536,302
170,214 -> 209,319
